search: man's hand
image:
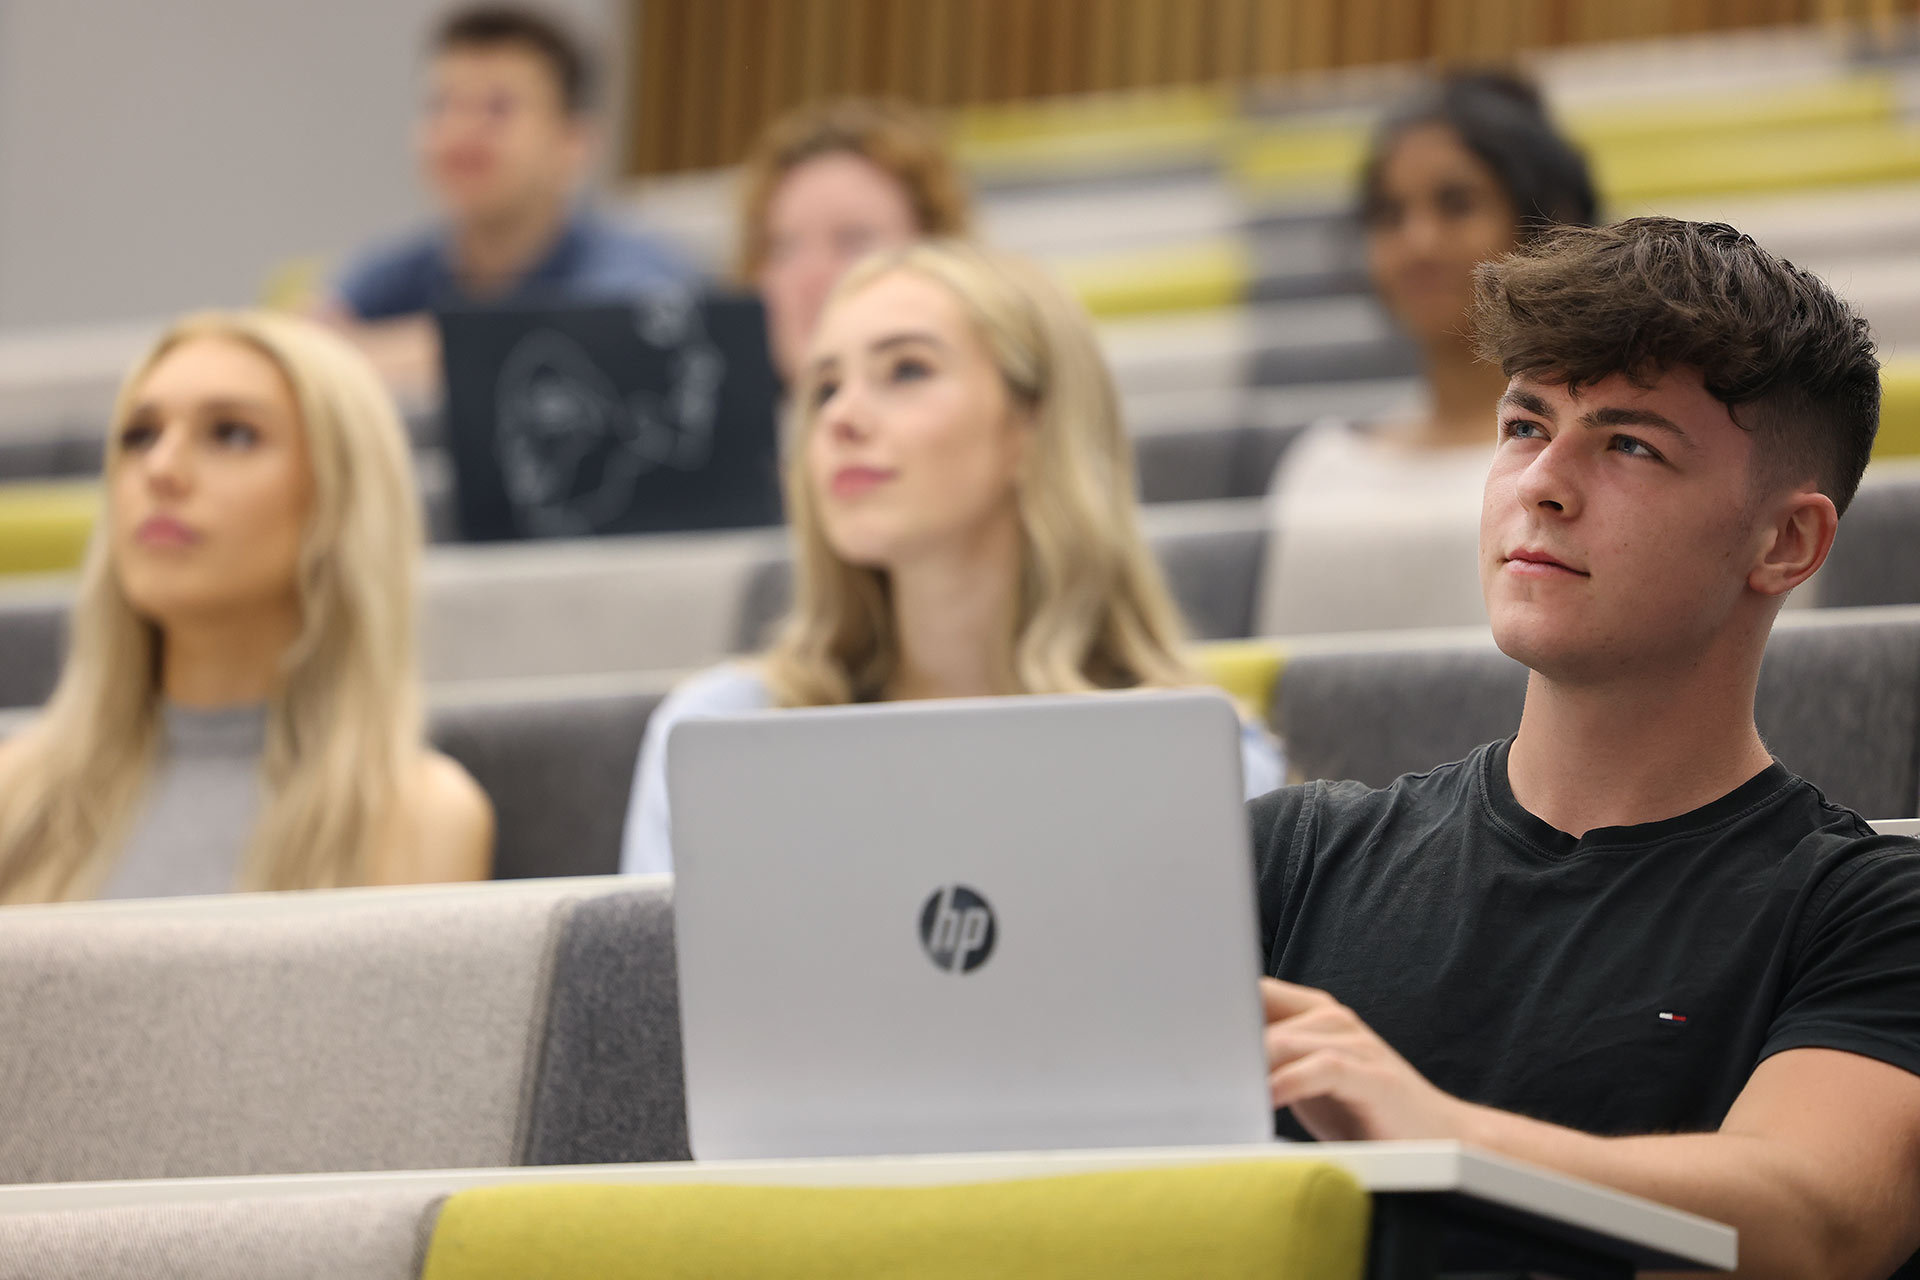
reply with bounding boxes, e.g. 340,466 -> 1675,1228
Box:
1263,978 -> 1476,1142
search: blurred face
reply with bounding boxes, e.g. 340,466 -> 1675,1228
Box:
418,44 -> 587,226
1481,369 -> 1768,683
803,271 -> 1029,571
1365,123 -> 1518,344
110,337 -> 315,627
759,151 -> 920,380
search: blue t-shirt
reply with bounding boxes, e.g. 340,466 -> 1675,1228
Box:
334,209 -> 697,320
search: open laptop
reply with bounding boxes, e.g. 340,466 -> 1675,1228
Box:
437,294 -> 781,541
668,689 -> 1275,1159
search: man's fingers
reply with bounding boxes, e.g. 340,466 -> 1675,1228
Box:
1269,1048 -> 1346,1109
1264,1022 -> 1367,1070
1261,977 -> 1337,1022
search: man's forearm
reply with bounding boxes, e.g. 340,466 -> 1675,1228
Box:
1455,1103 -> 1865,1280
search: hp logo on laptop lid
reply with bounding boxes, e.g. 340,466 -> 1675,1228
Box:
919,885 -> 997,973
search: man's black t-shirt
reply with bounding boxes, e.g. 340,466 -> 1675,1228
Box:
1251,739 -> 1920,1145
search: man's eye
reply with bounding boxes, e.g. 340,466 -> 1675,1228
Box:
1501,419 -> 1545,440
1612,434 -> 1661,460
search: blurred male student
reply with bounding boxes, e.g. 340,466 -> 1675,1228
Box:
317,4 -> 694,395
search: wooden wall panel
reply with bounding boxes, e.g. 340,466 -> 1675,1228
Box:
624,0 -> 1920,176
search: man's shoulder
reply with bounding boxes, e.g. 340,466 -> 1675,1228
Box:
1780,797 -> 1920,908
1249,745 -> 1491,857
334,227 -> 447,320
572,213 -> 699,291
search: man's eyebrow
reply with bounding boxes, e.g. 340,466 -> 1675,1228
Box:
1579,405 -> 1691,440
1498,388 -> 1555,418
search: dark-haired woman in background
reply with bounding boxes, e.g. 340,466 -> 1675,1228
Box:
1255,72 -> 1598,635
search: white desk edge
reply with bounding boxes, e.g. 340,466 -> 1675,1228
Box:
0,1141 -> 1735,1270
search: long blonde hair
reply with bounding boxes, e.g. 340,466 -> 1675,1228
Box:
763,240 -> 1196,707
0,311 -> 425,902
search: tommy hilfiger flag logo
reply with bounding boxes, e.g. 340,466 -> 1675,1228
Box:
1658,1012 -> 1688,1024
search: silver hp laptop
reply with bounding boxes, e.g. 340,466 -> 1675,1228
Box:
669,689 -> 1274,1159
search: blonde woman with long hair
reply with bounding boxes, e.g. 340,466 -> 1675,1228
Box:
0,311 -> 493,903
620,241 -> 1283,874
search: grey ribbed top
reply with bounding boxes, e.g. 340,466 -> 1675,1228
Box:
98,703 -> 267,900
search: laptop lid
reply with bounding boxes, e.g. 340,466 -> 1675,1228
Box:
669,689 -> 1274,1159
437,294 -> 781,540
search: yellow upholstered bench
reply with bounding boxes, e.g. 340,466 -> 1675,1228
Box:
0,481 -> 96,575
420,1160 -> 1370,1280
1878,359 -> 1920,461
1194,639 -> 1287,723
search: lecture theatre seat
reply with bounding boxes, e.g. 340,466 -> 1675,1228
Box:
0,879 -> 689,1188
430,681 -> 668,880
0,882 -> 606,1184
418,1163 -> 1369,1280
0,1190 -> 440,1280
1816,461 -> 1920,608
0,1161 -> 1369,1280
734,499 -> 1273,653
1271,605 -> 1920,819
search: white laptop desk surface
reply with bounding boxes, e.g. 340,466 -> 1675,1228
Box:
0,1143 -> 1735,1272
668,689 -> 1274,1161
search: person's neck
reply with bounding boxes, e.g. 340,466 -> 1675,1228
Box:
1401,338 -> 1509,449
159,604 -> 302,710
1505,626 -> 1777,837
451,194 -> 571,296
884,517 -> 1022,703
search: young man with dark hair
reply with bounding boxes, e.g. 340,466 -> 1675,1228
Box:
1254,217 -> 1920,1278
320,4 -> 693,392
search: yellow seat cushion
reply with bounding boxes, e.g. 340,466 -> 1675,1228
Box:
1193,640 -> 1287,722
1879,360 -> 1920,461
1057,240 -> 1250,318
420,1159 -> 1370,1280
0,482 -> 96,575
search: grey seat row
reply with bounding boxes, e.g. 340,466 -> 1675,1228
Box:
0,878 -> 689,1190
437,605 -> 1920,886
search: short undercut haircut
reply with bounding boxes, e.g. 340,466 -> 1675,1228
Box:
1473,217 -> 1879,514
433,4 -> 595,116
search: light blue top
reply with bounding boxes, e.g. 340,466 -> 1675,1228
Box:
618,664 -> 1289,876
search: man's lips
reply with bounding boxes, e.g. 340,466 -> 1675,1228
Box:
1504,547 -> 1588,578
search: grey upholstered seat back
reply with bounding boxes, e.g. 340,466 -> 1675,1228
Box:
1274,642 -> 1528,787
0,1191 -> 443,1280
0,890 -> 578,1183
432,689 -> 664,880
1818,471 -> 1920,609
0,597 -> 65,709
1272,610 -> 1920,819
522,882 -> 691,1166
731,500 -> 1275,652
1755,612 -> 1920,819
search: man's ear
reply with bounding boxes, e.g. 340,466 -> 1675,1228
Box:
1749,488 -> 1840,597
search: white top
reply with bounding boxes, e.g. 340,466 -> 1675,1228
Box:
1254,418 -> 1495,637
619,665 -> 1288,876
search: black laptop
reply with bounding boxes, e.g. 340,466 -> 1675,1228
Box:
438,294 -> 782,540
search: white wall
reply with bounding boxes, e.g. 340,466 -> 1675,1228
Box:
0,0 -> 619,331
